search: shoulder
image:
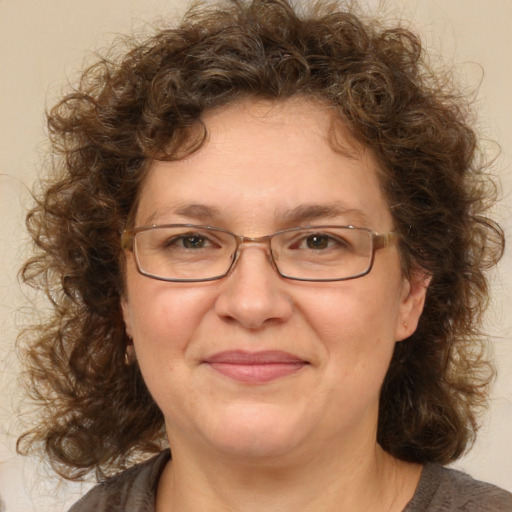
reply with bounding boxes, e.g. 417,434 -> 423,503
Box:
67,450 -> 171,512
405,464 -> 512,512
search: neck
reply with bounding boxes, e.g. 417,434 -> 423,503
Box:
156,433 -> 421,512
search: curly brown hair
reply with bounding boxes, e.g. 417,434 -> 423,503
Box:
18,0 -> 504,480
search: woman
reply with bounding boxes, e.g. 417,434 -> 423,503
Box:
18,0 -> 511,510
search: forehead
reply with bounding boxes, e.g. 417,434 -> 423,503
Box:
135,98 -> 392,231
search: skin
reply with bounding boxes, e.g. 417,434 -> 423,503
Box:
122,98 -> 429,511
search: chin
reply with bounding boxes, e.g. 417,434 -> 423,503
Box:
200,404 -> 308,460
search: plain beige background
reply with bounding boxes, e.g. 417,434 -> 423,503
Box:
1,0 -> 511,510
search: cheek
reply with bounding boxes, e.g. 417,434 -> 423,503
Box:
124,271 -> 218,360
302,282 -> 401,343
298,279 -> 403,379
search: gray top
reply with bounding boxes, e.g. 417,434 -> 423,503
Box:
403,464 -> 512,511
69,450 -> 512,511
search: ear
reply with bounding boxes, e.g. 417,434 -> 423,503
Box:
395,269 -> 431,341
121,294 -> 133,340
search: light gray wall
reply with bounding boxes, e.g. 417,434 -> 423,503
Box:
1,1 -> 510,509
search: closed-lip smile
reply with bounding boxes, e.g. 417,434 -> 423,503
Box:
203,350 -> 308,383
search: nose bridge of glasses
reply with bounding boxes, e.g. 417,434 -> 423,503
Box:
238,233 -> 272,245
231,234 -> 275,267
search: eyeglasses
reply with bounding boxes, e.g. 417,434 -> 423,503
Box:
121,224 -> 397,282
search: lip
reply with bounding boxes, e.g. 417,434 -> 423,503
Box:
203,350 -> 308,384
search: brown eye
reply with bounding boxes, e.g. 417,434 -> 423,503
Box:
162,233 -> 215,250
305,234 -> 330,249
181,234 -> 207,249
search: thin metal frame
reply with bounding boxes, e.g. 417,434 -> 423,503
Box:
121,224 -> 398,282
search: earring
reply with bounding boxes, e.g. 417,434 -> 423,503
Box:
403,321 -> 408,329
125,344 -> 136,366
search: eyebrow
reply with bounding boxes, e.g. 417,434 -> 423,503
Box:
143,201 -> 369,227
143,203 -> 222,225
277,203 -> 369,227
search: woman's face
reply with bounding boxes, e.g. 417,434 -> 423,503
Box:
122,99 -> 427,461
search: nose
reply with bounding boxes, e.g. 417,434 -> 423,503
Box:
214,244 -> 293,330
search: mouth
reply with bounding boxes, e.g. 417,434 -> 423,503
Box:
202,350 -> 309,384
